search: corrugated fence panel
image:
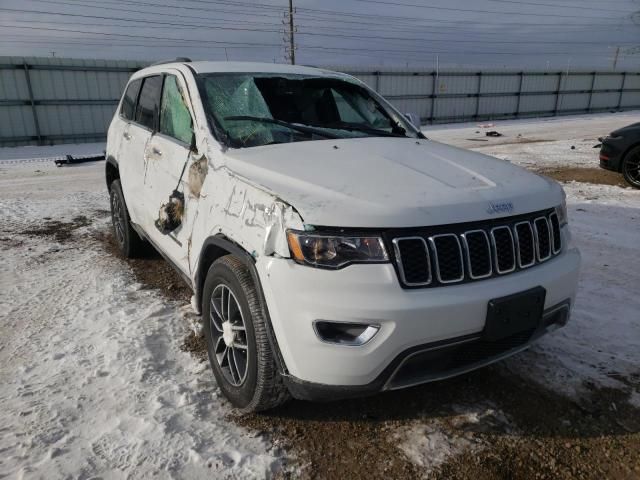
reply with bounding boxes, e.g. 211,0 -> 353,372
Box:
1,58 -> 639,146
0,56 -> 145,146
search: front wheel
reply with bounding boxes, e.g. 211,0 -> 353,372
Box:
202,255 -> 289,412
621,145 -> 640,189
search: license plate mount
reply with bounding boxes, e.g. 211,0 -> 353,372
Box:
483,286 -> 546,341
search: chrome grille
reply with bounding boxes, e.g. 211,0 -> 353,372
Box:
391,209 -> 563,288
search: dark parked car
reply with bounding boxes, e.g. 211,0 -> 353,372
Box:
599,122 -> 640,189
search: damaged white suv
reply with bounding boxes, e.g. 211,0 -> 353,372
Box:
106,60 -> 581,412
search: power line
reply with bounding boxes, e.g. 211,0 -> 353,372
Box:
0,23 -> 283,47
0,7 -> 285,34
294,7 -> 627,26
344,0 -> 624,20
4,7 -> 634,47
486,0 -> 631,13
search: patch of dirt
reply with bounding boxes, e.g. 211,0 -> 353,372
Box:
0,236 -> 24,248
235,367 -> 640,479
180,331 -> 208,363
95,230 -> 191,303
21,215 -> 92,243
536,167 -> 628,187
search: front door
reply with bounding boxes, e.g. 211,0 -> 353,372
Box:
143,73 -> 200,276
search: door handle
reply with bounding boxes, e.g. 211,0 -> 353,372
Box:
123,132 -> 131,140
151,147 -> 162,156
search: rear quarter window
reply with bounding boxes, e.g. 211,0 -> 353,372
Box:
120,79 -> 141,121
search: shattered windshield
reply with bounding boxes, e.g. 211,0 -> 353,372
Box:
197,73 -> 418,148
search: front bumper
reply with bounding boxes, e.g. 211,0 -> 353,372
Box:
283,301 -> 570,401
599,137 -> 625,172
257,244 -> 581,394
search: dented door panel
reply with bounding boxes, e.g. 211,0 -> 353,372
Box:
143,132 -> 193,275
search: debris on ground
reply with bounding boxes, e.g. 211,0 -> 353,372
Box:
54,153 -> 105,166
485,131 -> 503,137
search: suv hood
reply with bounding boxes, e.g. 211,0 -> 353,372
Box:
223,137 -> 563,228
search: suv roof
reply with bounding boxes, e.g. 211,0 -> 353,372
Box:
139,60 -> 342,78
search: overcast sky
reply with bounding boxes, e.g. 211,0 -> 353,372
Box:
1,0 -> 639,70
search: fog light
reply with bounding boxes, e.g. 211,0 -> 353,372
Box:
314,321 -> 379,346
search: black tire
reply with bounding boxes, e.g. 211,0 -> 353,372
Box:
202,255 -> 290,412
109,179 -> 147,257
621,145 -> 640,189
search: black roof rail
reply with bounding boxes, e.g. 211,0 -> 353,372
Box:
149,57 -> 192,67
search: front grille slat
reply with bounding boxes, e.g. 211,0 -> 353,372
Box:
391,209 -> 562,288
491,226 -> 516,274
514,221 -> 535,268
548,212 -> 562,254
462,230 -> 492,279
429,234 -> 464,283
534,217 -> 552,261
392,237 -> 431,286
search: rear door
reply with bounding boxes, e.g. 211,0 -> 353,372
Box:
122,75 -> 163,228
112,78 -> 146,222
143,73 -> 198,274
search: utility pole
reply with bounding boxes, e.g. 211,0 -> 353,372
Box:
288,0 -> 295,64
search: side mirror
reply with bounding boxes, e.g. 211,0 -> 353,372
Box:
404,112 -> 421,129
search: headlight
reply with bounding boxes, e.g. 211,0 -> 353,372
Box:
555,200 -> 568,226
286,230 -> 388,268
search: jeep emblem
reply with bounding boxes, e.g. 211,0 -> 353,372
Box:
487,201 -> 514,215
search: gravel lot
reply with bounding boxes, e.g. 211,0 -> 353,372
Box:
1,111 -> 639,479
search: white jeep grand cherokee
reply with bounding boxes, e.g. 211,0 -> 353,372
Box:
106,60 -> 581,412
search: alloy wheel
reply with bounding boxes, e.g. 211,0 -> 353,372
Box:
209,284 -> 249,387
623,152 -> 640,188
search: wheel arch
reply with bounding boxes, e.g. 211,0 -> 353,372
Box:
619,141 -> 640,172
105,155 -> 119,191
196,234 -> 289,375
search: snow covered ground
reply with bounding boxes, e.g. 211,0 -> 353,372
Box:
0,161 -> 281,478
0,111 -> 638,478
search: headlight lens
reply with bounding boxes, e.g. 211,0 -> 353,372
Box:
555,200 -> 568,226
287,230 -> 388,268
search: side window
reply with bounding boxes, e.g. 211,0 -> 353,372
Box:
135,75 -> 162,130
160,75 -> 194,145
120,79 -> 141,121
332,90 -> 366,123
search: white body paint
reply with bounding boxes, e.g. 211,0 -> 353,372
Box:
107,62 -> 580,388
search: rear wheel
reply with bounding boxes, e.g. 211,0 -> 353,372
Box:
109,179 -> 147,257
621,146 -> 640,189
203,255 -> 290,412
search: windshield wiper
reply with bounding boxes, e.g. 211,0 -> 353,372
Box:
224,116 -> 341,139
313,121 -> 407,138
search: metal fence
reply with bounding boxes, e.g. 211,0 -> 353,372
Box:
1,56 -> 639,147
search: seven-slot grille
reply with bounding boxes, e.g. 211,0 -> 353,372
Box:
391,210 -> 562,288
